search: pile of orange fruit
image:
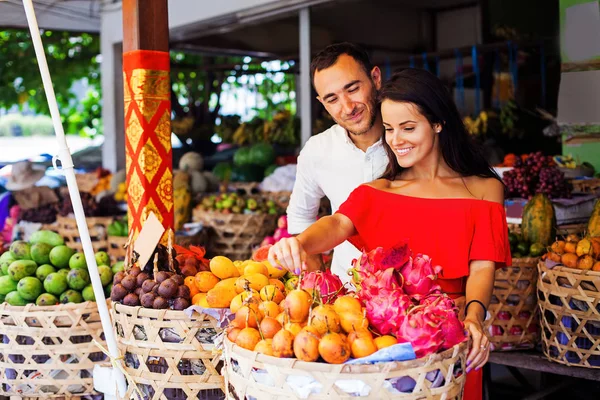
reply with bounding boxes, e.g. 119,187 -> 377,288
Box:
226,287 -> 398,364
183,255 -> 288,309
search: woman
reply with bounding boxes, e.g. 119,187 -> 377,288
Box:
269,68 -> 511,400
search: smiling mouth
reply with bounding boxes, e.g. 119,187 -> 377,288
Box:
347,110 -> 363,122
395,147 -> 415,156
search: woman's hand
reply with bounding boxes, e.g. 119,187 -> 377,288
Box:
464,317 -> 490,373
268,237 -> 307,275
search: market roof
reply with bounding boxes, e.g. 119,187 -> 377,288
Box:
170,0 -> 479,65
0,0 -> 101,32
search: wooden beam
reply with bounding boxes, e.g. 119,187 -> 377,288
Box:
122,0 -> 169,52
489,351 -> 600,381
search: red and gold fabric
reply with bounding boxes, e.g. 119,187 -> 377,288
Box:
123,50 -> 173,239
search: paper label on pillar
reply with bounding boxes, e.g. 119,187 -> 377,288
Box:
134,212 -> 165,268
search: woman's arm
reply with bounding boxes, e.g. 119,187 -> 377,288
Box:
268,214 -> 356,273
462,178 -> 504,372
463,260 -> 494,372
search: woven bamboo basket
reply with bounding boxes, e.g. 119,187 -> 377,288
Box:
0,302 -> 107,398
192,209 -> 277,260
107,235 -> 129,262
110,303 -> 225,400
537,261 -> 600,368
224,338 -> 468,400
53,215 -> 112,253
485,257 -> 540,351
507,223 -> 587,237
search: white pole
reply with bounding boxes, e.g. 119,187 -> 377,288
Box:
21,1 -> 127,396
299,7 -> 312,147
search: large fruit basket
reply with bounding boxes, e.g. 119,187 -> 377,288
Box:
110,303 -> 225,400
224,338 -> 468,400
485,257 -> 540,351
537,261 -> 600,368
0,302 -> 107,398
193,209 -> 277,260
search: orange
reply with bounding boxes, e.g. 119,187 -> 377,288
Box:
374,335 -> 398,350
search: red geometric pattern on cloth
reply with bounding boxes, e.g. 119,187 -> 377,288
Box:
123,50 -> 173,239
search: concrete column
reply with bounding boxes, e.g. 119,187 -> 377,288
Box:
299,7 -> 311,147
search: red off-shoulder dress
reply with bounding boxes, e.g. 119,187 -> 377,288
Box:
337,185 -> 512,400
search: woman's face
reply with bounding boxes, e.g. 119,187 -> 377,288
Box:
381,100 -> 441,169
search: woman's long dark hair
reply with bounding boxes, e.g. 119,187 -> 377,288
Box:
378,68 -> 500,182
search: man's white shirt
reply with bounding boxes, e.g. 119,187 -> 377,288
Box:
286,124 -> 388,282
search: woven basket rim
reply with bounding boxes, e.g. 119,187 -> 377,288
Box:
538,260 -> 600,277
0,300 -> 99,313
226,338 -> 468,373
113,302 -> 220,320
511,256 -> 541,263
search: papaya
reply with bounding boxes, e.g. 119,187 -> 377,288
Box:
206,284 -> 238,308
522,194 -> 556,246
29,230 -> 65,247
235,274 -> 270,293
173,187 -> 192,232
213,277 -> 238,292
588,199 -> 600,238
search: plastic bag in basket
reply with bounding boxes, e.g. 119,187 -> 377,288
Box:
344,342 -> 416,365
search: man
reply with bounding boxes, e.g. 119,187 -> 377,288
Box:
286,42 -> 388,281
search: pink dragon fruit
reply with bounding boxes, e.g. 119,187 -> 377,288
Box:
399,254 -> 442,300
277,215 -> 288,229
365,288 -> 412,335
351,242 -> 412,289
300,270 -> 346,304
357,267 -> 402,302
261,236 -> 276,246
273,227 -> 291,241
420,294 -> 467,350
396,306 -> 444,358
369,242 -> 411,271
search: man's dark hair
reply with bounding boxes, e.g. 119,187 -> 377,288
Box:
310,42 -> 373,86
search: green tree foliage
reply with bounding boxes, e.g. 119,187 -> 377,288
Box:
0,29 -> 101,136
170,54 -> 297,142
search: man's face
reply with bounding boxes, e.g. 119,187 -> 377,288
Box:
314,54 -> 381,136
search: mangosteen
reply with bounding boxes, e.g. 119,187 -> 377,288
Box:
171,275 -> 184,286
155,271 -> 172,283
153,296 -> 168,309
180,265 -> 196,277
129,266 -> 142,277
176,285 -> 190,299
197,263 -> 210,272
121,274 -> 137,291
123,293 -> 140,307
110,284 -> 128,302
185,258 -> 198,267
136,272 -> 150,287
141,279 -> 158,293
151,284 -> 159,295
140,293 -> 156,308
172,297 -> 191,311
113,271 -> 126,285
158,279 -> 178,299
134,287 -> 142,296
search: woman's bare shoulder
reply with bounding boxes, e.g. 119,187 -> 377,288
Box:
365,179 -> 391,190
465,176 -> 504,204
